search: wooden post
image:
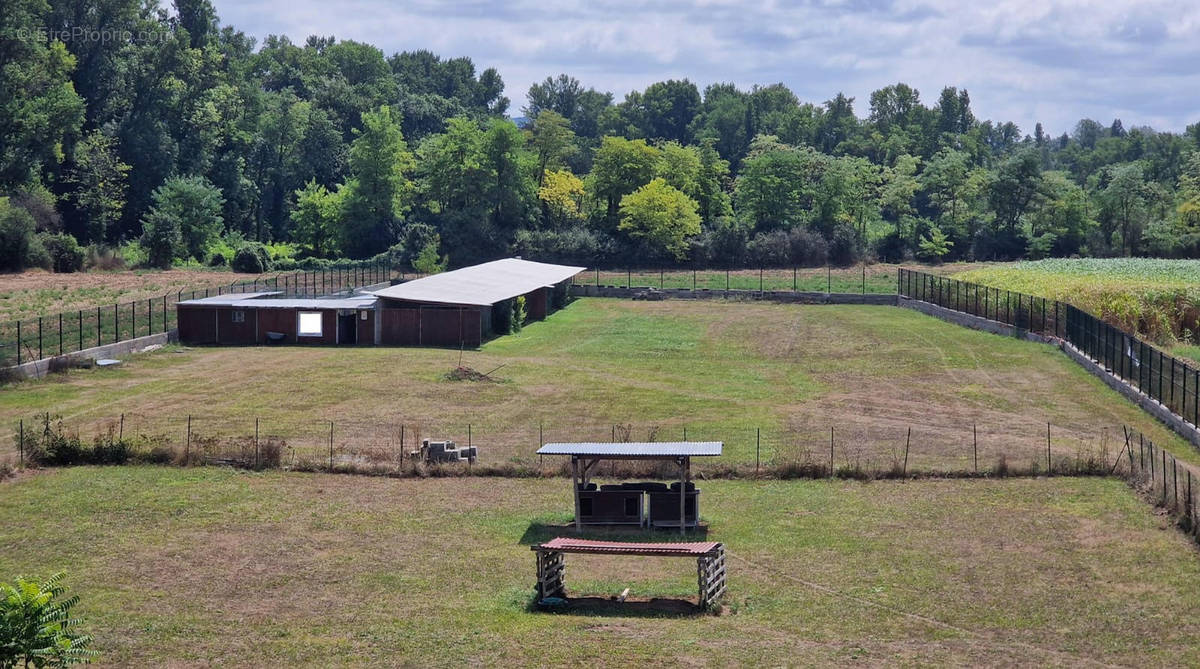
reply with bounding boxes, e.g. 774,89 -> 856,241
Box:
186,415 -> 191,465
572,457 -> 581,530
903,427 -> 910,476
1046,422 -> 1051,475
400,425 -> 405,467
829,427 -> 834,478
1173,456 -> 1178,510
973,423 -> 978,473
680,457 -> 687,536
755,428 -> 760,477
119,413 -> 124,441
329,420 -> 335,471
255,417 -> 260,469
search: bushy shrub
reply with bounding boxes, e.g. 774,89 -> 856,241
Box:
41,233 -> 85,273
493,298 -> 513,335
85,244 -> 126,270
0,572 -> 97,666
0,197 -> 36,271
208,251 -> 227,266
746,231 -> 792,267
23,234 -> 51,270
826,222 -> 861,266
231,242 -> 272,273
512,295 -> 527,332
15,414 -> 132,467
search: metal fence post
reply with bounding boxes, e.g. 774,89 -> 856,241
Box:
755,427 -> 760,477
58,313 -> 62,355
15,321 -> 20,365
18,418 -> 23,466
329,420 -> 335,470
37,316 -> 42,360
829,427 -> 834,478
186,415 -> 192,465
78,310 -> 82,352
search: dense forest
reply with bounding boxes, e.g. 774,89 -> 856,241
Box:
3,0 -> 1200,274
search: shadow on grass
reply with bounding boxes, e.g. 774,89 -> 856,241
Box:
530,595 -> 706,618
517,522 -> 709,546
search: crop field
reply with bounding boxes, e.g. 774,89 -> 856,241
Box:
0,268 -> 272,322
1,298 -> 1192,472
1,468 -> 1198,666
953,259 -> 1200,352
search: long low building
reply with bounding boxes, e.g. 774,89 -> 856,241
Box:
176,258 -> 584,348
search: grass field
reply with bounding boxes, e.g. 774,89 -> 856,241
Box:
953,259 -> 1200,353
1,298 -> 1193,471
592,264 -> 903,294
1,468 -> 1197,666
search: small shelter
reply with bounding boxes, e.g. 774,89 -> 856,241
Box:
535,441 -> 723,534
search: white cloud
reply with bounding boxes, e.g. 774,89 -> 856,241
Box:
213,0 -> 1200,133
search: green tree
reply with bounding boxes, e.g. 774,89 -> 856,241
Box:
290,181 -> 341,257
1099,162 -> 1150,255
694,139 -> 732,223
528,110 -> 576,187
480,118 -> 534,230
917,226 -> 953,262
0,572 -> 96,667
618,178 -> 701,259
65,130 -> 130,244
139,175 -> 224,264
339,105 -> 415,258
589,137 -> 660,227
538,169 -> 585,226
0,1 -> 86,190
411,233 -> 448,274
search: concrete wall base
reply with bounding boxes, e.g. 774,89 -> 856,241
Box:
6,330 -> 178,380
570,284 -> 898,305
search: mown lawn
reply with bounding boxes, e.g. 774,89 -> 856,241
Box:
0,298 -> 1194,470
1,468 -> 1197,666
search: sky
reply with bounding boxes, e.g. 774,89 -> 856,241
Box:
212,0 -> 1200,136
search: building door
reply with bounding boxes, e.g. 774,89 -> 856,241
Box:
337,312 -> 357,345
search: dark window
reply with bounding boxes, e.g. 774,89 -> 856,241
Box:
231,311 -> 245,323
624,496 -> 639,516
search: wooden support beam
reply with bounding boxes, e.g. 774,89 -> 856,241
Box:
572,458 -> 581,530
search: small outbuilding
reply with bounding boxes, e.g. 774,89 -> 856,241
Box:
535,441 -> 724,534
370,258 -> 583,345
176,258 -> 583,348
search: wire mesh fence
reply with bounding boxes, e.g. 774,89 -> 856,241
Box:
1123,428 -> 1199,541
2,410 -> 1134,480
900,268 -> 1200,436
0,259 -> 396,368
585,264 -> 898,295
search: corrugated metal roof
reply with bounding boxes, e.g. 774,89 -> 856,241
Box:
371,258 -> 585,306
177,292 -> 280,305
534,537 -> 722,556
536,442 -> 723,457
179,295 -> 377,309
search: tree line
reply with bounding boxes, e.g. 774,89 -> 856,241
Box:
4,0 -> 1200,275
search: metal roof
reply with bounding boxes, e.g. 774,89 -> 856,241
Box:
371,258 -> 585,307
533,537 -> 722,556
536,442 -> 723,457
179,295 -> 377,309
176,292 -> 280,305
